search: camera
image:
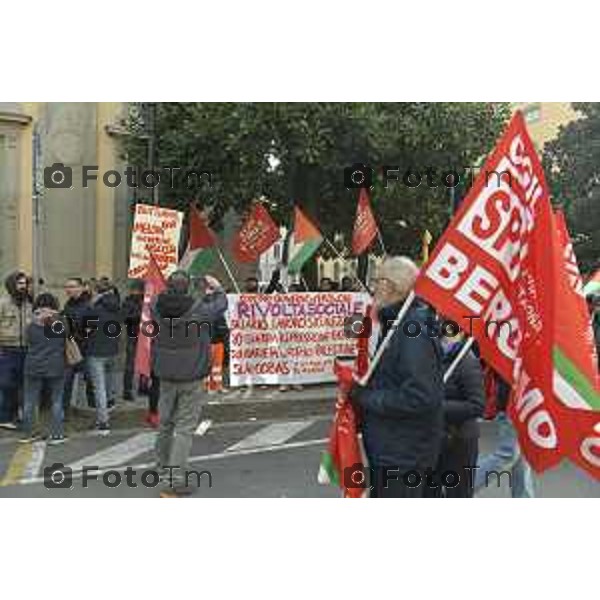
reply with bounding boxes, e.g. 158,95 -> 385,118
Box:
343,315 -> 372,339
344,463 -> 373,489
44,463 -> 73,489
44,162 -> 72,189
344,163 -> 373,189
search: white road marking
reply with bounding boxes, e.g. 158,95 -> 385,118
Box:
67,432 -> 156,472
12,437 -> 328,486
195,419 -> 212,436
21,441 -> 47,482
225,420 -> 314,452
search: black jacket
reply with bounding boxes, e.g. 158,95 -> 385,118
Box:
24,309 -> 67,378
122,293 -> 144,338
356,300 -> 445,470
83,292 -> 121,357
62,294 -> 91,355
152,290 -> 227,381
442,341 -> 485,438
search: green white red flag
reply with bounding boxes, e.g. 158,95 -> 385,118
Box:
414,112 -> 564,472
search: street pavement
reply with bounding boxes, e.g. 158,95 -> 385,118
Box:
0,415 -> 599,497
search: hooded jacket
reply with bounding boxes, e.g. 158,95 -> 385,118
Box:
355,300 -> 445,470
83,291 -> 121,357
24,308 -> 67,378
152,289 -> 227,381
0,271 -> 33,347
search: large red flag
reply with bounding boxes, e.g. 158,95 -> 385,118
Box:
352,189 -> 379,255
232,203 -> 280,262
414,112 -> 564,472
134,251 -> 166,378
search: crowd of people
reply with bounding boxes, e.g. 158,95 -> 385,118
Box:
0,263 -> 599,498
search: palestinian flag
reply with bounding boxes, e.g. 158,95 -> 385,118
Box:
179,206 -> 218,276
287,206 -> 323,274
584,269 -> 600,296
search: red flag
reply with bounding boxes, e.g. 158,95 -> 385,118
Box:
551,210 -> 600,478
134,251 -> 166,378
189,206 -> 218,250
414,112 -> 563,472
352,189 -> 378,255
232,203 -> 280,262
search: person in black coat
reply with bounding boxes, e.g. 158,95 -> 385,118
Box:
122,279 -> 145,401
20,293 -> 69,444
83,279 -> 121,434
430,332 -> 485,497
350,256 -> 445,498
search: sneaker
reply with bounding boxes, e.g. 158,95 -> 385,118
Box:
48,435 -> 68,446
0,422 -> 18,430
149,412 -> 160,428
159,488 -> 184,498
107,401 -> 115,412
96,423 -> 111,436
292,384 -> 304,391
279,385 -> 289,392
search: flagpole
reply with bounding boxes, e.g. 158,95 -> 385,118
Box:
357,290 -> 416,386
324,238 -> 371,295
376,229 -> 387,256
443,337 -> 475,383
216,247 -> 241,293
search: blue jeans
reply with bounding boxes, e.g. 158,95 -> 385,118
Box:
22,376 -> 65,438
474,413 -> 535,498
87,356 -> 117,425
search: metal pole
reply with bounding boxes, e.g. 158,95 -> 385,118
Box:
32,123 -> 43,295
216,247 -> 241,293
147,102 -> 158,206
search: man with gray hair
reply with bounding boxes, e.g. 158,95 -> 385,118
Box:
350,256 -> 445,497
152,270 -> 227,497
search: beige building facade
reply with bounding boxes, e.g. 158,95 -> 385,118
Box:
512,102 -> 578,149
0,102 -> 132,293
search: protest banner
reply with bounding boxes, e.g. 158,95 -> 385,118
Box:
128,203 -> 183,279
226,292 -> 371,386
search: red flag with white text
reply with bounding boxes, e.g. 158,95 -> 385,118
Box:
232,203 -> 281,263
352,189 -> 379,255
414,112 -> 564,472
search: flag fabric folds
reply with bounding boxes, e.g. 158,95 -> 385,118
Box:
351,189 -> 378,255
179,207 -> 218,277
232,203 -> 281,263
287,206 -> 323,274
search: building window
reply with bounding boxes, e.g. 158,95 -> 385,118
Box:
524,103 -> 541,124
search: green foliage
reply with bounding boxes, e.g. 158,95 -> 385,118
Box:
543,103 -> 600,274
122,102 -> 510,259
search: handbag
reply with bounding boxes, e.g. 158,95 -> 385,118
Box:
65,337 -> 83,367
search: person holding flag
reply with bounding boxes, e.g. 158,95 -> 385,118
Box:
348,256 -> 445,497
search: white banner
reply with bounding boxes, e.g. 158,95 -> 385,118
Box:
227,292 -> 371,386
128,203 -> 183,279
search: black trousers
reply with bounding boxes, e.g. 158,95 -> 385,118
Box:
369,466 -> 425,498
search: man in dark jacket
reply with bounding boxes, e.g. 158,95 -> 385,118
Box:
83,279 -> 121,434
0,271 -> 33,428
350,256 -> 444,498
122,279 -> 145,401
62,277 -> 92,411
153,271 -> 227,497
431,333 -> 485,497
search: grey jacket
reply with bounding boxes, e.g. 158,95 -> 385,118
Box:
24,308 -> 67,378
151,289 -> 228,382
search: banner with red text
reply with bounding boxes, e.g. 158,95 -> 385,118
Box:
415,112 -> 563,472
128,203 -> 183,279
226,292 -> 371,386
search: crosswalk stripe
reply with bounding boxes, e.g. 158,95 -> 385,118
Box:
225,420 -> 314,452
67,432 -> 156,472
1,443 -> 34,487
21,441 -> 47,482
